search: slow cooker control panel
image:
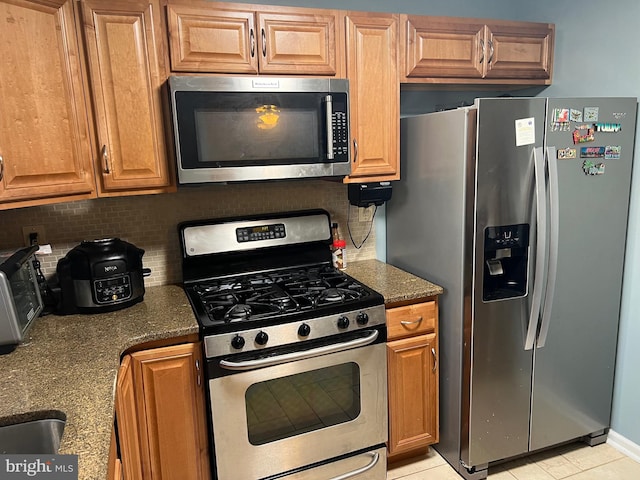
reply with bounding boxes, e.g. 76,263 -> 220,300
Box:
93,275 -> 132,303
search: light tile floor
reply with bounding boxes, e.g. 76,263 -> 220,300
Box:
387,443 -> 640,480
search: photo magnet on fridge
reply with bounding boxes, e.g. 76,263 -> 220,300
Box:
573,125 -> 595,144
580,146 -> 606,158
604,146 -> 621,159
557,147 -> 577,159
583,106 -> 599,122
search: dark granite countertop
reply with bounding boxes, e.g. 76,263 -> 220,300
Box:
345,259 -> 443,305
0,285 -> 198,480
0,262 -> 441,479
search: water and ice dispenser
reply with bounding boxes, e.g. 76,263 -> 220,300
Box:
483,224 -> 530,301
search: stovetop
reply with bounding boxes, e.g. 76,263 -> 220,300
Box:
185,263 -> 384,335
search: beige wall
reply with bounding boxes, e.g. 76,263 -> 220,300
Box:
0,181 -> 377,286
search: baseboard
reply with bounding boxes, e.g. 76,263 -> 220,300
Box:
607,429 -> 640,463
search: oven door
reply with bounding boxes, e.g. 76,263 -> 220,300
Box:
208,332 -> 387,480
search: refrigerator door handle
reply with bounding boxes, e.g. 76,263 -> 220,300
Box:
525,146 -> 547,350
537,146 -> 559,348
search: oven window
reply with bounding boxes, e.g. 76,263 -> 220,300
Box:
245,362 -> 361,445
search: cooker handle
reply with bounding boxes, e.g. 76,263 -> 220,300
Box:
328,452 -> 380,480
218,330 -> 379,371
142,268 -> 151,277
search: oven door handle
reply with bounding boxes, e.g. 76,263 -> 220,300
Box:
218,330 -> 379,371
329,452 -> 380,480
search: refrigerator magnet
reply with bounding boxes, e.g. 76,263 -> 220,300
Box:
583,107 -> 599,122
552,108 -> 570,123
573,125 -> 595,144
604,146 -> 621,159
583,160 -> 605,175
580,146 -> 606,158
593,122 -> 622,132
557,148 -> 577,159
570,109 -> 583,122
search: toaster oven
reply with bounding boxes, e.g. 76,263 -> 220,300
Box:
0,245 -> 43,354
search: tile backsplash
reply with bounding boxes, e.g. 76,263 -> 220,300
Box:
0,180 -> 377,286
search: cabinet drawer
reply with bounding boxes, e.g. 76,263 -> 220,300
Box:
386,301 -> 436,340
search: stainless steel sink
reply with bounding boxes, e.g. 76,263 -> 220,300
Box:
0,418 -> 66,454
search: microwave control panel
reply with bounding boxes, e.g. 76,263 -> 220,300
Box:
332,111 -> 349,158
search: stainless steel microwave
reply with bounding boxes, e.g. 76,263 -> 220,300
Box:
168,76 -> 350,184
0,246 -> 43,354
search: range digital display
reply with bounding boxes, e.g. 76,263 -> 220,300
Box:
236,223 -> 286,243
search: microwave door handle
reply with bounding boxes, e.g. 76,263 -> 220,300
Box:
325,95 -> 334,160
219,330 -> 379,371
328,452 -> 380,480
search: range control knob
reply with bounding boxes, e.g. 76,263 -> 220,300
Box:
255,331 -> 269,346
337,316 -> 350,329
298,323 -> 311,337
356,312 -> 369,326
231,335 -> 245,350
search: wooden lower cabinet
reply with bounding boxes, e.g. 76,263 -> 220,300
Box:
386,300 -> 439,458
115,343 -> 211,480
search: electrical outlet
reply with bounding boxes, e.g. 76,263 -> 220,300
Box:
358,206 -> 374,222
22,225 -> 47,247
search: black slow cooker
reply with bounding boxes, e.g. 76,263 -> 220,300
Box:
56,238 -> 149,314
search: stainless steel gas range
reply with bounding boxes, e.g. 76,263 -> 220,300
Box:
179,210 -> 388,480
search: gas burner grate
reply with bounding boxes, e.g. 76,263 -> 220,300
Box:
188,265 -> 373,325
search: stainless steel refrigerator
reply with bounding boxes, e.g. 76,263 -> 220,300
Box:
386,97 -> 637,479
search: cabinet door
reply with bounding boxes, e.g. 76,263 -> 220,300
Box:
115,356 -> 143,480
345,13 -> 399,181
167,4 -> 258,73
81,0 -> 172,193
387,333 -> 439,455
130,343 -> 210,480
402,15 -> 484,79
0,0 -> 95,208
257,11 -> 339,75
483,22 -> 554,80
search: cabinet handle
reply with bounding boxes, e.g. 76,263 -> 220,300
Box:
0,155 -> 4,181
250,28 -> 255,57
195,359 -> 201,387
400,316 -> 423,326
479,38 -> 485,64
487,40 -> 495,64
352,139 -> 358,163
431,347 -> 437,372
101,145 -> 110,174
261,28 -> 266,57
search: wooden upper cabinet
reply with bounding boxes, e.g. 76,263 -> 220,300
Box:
80,0 -> 173,194
0,0 -> 95,209
402,16 -> 485,79
483,22 -> 554,80
344,12 -> 399,182
167,2 -> 343,76
401,15 -> 554,85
